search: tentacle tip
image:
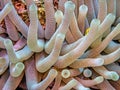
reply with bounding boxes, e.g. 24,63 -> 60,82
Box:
55,10 -> 63,18
91,19 -> 101,26
5,2 -> 13,9
0,57 -> 6,67
111,72 -> 119,81
79,4 -> 88,12
56,33 -> 65,40
55,10 -> 63,23
95,58 -> 104,66
107,13 -> 116,20
4,39 -> 12,46
16,62 -> 25,70
29,4 -> 37,11
94,76 -> 104,84
64,1 -> 75,11
11,62 -> 25,77
83,69 -> 92,77
61,69 -> 70,78
50,69 -> 58,77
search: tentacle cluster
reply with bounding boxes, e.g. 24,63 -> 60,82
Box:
0,0 -> 120,90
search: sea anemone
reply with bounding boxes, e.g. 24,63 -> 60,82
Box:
0,0 -> 120,90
